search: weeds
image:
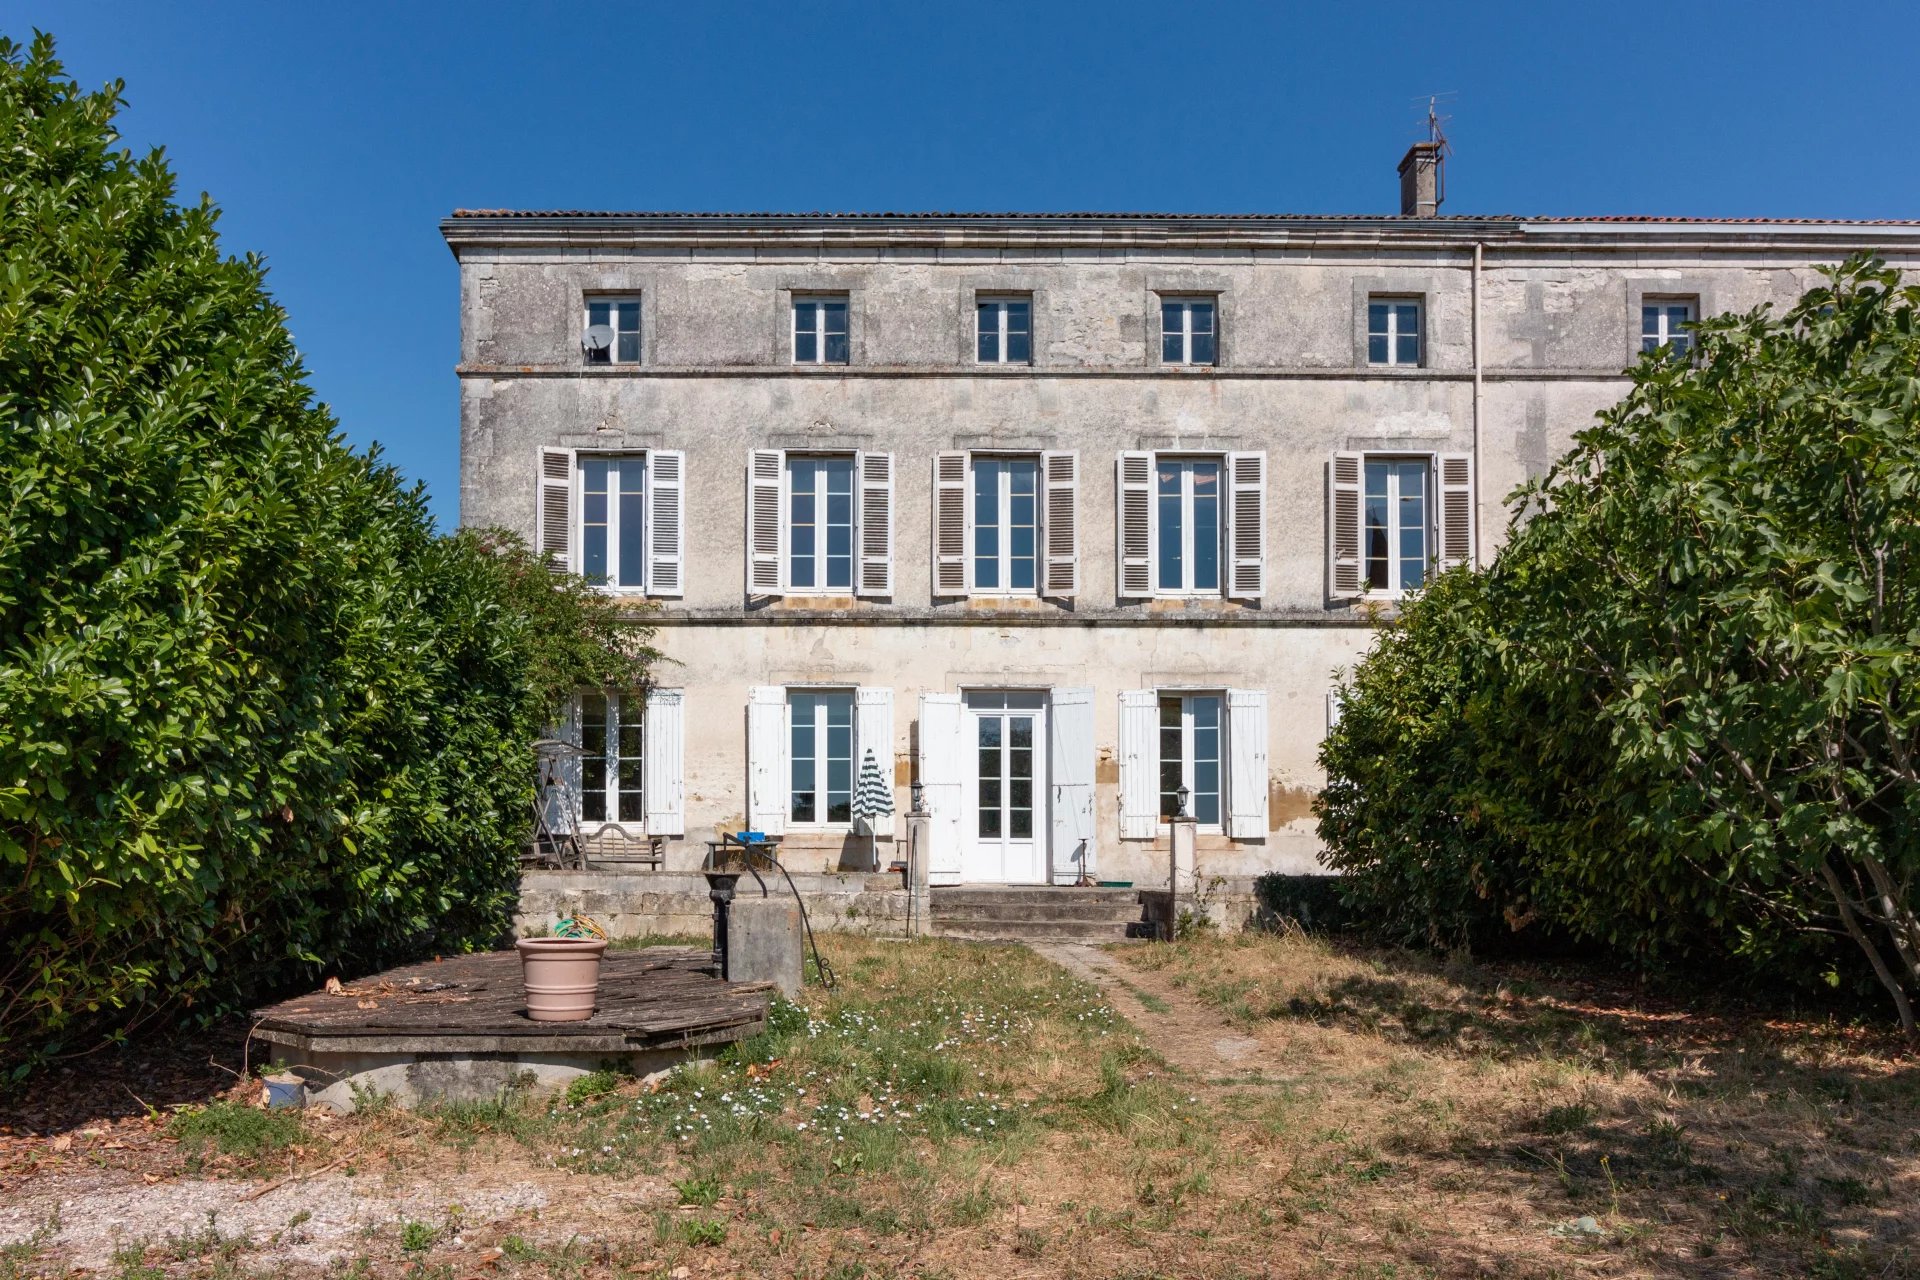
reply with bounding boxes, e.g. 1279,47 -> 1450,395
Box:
168,1102 -> 304,1171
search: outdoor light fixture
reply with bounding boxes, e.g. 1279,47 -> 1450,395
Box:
910,780 -> 926,814
1176,784 -> 1191,820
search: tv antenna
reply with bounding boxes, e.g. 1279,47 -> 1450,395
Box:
1414,92 -> 1455,209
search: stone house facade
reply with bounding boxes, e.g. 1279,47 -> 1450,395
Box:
444,157 -> 1919,891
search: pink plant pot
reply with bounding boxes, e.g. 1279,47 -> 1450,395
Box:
516,936 -> 608,1022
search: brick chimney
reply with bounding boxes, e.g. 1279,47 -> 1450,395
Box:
1398,141 -> 1443,217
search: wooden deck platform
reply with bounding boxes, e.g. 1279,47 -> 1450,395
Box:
252,946 -> 771,1058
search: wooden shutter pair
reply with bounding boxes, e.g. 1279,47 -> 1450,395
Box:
746,686 -> 893,838
1116,688 -> 1270,840
1115,451 -> 1267,602
534,447 -> 684,595
552,689 -> 685,836
915,687 -> 1098,885
747,449 -> 894,597
931,452 -> 1080,597
1327,451 -> 1475,599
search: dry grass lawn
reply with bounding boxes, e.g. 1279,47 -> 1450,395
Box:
1115,928 -> 1920,1278
2,931 -> 1916,1279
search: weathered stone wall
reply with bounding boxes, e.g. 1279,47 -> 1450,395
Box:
517,871 -> 910,940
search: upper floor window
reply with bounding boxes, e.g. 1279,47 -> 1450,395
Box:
789,688 -> 855,826
1329,451 -> 1474,601
1160,297 -> 1217,366
1641,299 -> 1696,360
1155,457 -> 1222,593
577,690 -> 644,824
977,297 -> 1032,364
1368,297 -> 1422,367
535,448 -> 684,597
584,297 -> 641,365
579,454 -> 647,590
933,451 -> 1078,598
793,296 -> 850,365
747,449 -> 894,597
1117,451 -> 1265,602
1364,457 -> 1429,593
972,456 -> 1039,592
787,454 -> 856,591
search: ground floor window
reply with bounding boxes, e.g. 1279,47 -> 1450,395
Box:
790,689 -> 854,825
579,691 -> 643,824
1158,692 -> 1223,826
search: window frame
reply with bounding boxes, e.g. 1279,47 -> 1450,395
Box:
1641,296 -> 1698,362
787,687 -> 857,829
791,294 -> 851,366
1151,454 -> 1226,598
975,295 -> 1033,365
574,689 -> 644,829
1157,690 -> 1226,834
782,452 -> 859,595
1158,295 -> 1219,367
969,453 -> 1042,596
1367,295 -> 1424,367
574,451 -> 650,595
1361,454 -> 1433,599
583,295 -> 643,366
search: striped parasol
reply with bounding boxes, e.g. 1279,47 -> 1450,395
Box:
853,747 -> 894,823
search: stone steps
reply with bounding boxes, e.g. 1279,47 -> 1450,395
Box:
931,919 -> 1153,943
927,885 -> 1148,942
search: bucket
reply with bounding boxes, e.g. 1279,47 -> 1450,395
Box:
262,1073 -> 306,1110
516,936 -> 608,1022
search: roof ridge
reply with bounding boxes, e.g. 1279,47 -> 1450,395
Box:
446,209 -> 1920,226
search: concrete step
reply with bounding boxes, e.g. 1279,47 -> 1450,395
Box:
930,918 -> 1150,942
929,887 -> 1143,906
930,901 -> 1144,925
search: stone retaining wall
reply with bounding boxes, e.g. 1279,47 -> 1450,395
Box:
517,870 -> 911,941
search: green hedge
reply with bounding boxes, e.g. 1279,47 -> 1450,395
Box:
0,35 -> 650,1073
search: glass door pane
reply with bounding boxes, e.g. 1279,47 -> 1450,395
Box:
977,716 -> 1002,838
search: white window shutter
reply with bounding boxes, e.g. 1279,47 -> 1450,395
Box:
917,692 -> 964,885
645,449 -> 685,597
856,450 -> 894,597
1226,688 -> 1269,839
1117,452 -> 1153,599
1437,452 -> 1475,571
855,686 -> 895,840
933,451 -> 969,595
1225,451 -> 1266,602
537,447 -> 575,574
644,687 -> 685,836
1118,689 -> 1158,840
1042,451 -> 1079,597
745,685 -> 787,836
1329,451 -> 1364,598
1049,687 -> 1096,883
747,449 -> 785,596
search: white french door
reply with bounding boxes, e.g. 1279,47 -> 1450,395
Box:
962,691 -> 1048,884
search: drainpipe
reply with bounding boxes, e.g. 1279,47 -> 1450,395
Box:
1471,240 -> 1484,567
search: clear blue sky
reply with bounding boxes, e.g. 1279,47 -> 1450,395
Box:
15,1 -> 1916,528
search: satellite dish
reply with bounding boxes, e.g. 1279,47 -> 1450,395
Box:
583,323 -> 614,355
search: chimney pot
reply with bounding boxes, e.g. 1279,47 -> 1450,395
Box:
1398,141 -> 1443,217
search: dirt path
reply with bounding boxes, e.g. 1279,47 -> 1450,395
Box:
1029,941 -> 1268,1084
